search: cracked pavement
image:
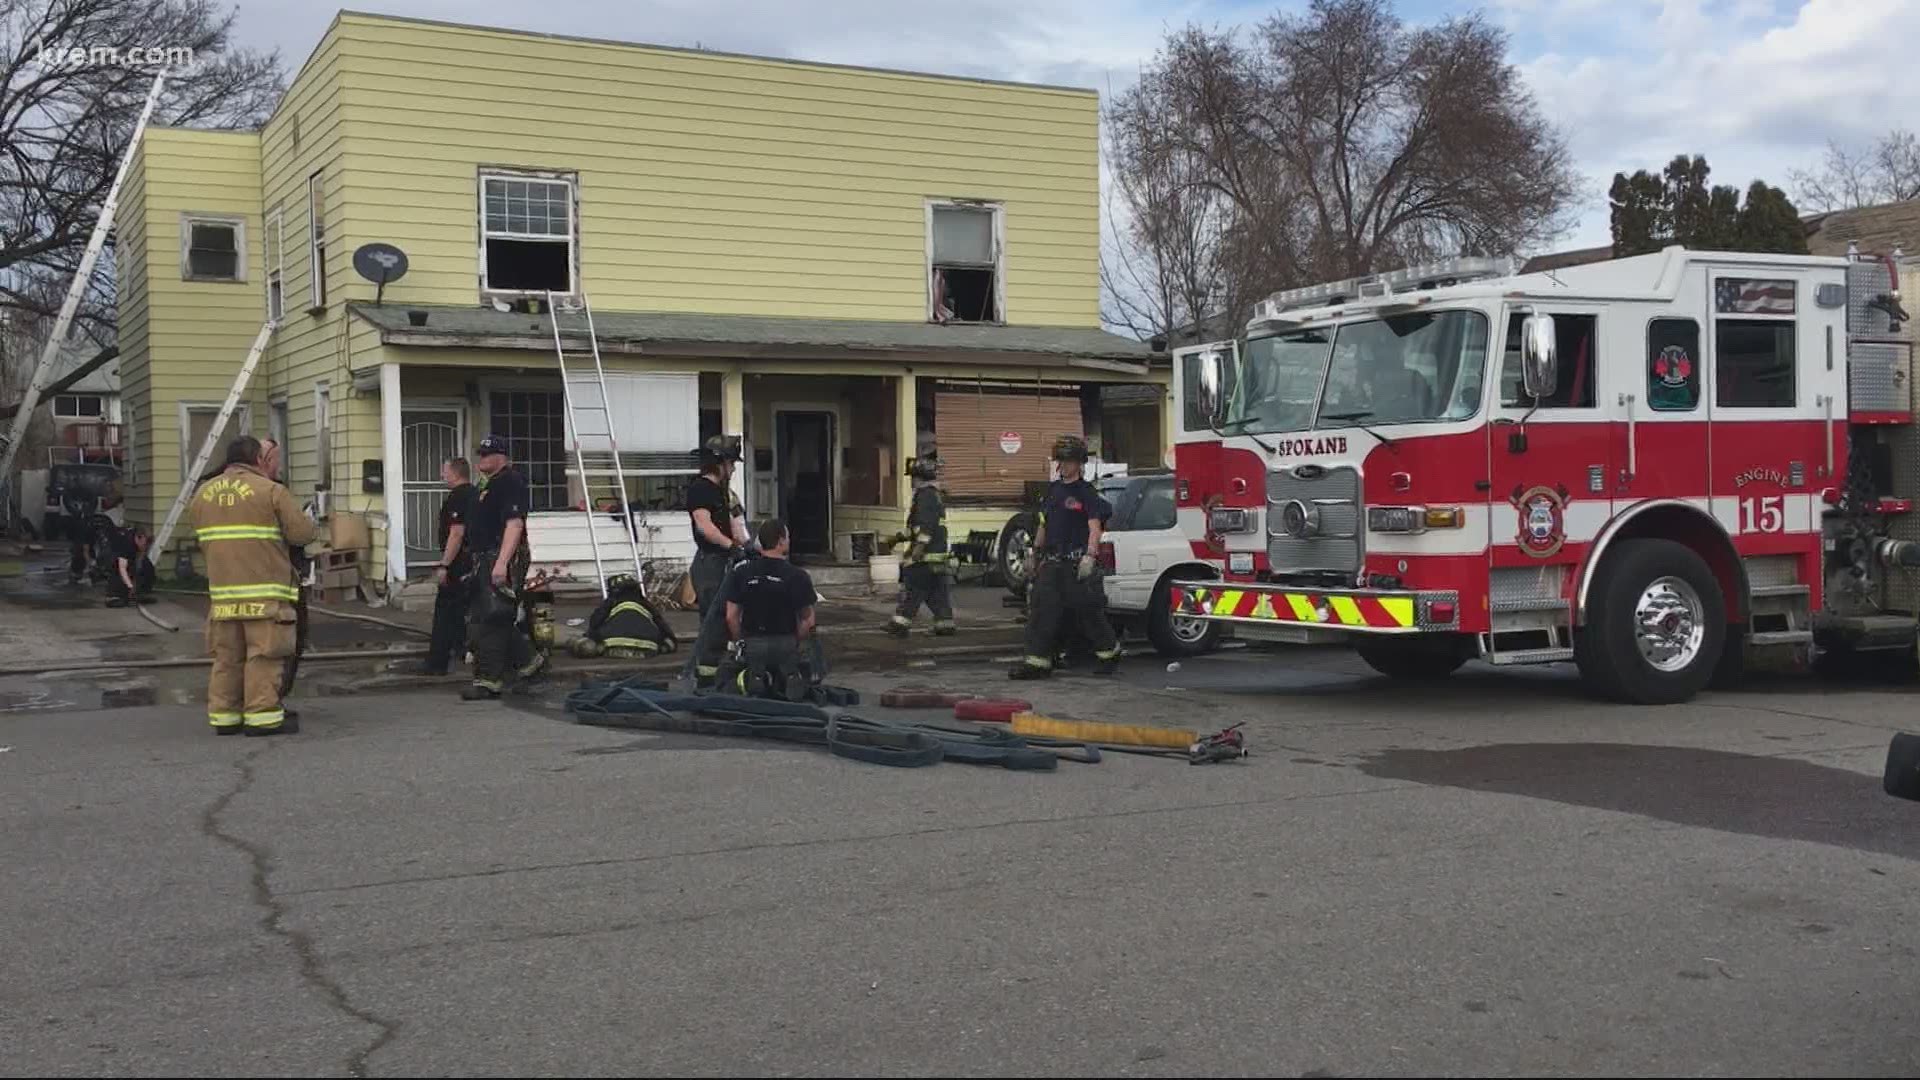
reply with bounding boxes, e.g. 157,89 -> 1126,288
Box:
4,645 -> 1920,1076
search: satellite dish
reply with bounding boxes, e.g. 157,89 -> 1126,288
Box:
352,242 -> 410,305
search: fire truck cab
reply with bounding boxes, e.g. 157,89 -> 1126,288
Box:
1169,246 -> 1917,704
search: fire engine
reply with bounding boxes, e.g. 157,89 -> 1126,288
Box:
1167,245 -> 1917,705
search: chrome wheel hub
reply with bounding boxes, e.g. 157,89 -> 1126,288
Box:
1634,576 -> 1705,672
1170,614 -> 1208,643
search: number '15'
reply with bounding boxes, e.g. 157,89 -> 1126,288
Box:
1740,495 -> 1784,533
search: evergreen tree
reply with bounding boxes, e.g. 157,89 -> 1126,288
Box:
1609,155 -> 1807,256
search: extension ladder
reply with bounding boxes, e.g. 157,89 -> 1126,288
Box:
547,291 -> 646,598
0,69 -> 167,483
152,319 -> 279,557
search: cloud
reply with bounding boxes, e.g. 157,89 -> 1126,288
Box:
1519,0 -> 1920,245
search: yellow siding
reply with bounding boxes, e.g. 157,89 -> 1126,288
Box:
258,31 -> 348,510
116,143 -> 153,523
125,128 -> 265,541
328,13 -> 1099,326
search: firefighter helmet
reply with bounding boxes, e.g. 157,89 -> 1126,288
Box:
698,434 -> 743,467
1050,434 -> 1090,463
906,456 -> 939,480
607,573 -> 640,594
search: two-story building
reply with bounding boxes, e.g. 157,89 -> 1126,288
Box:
115,11 -> 1164,589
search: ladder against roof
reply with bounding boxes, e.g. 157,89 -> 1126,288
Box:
547,290 -> 646,598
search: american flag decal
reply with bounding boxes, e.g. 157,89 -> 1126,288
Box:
1716,278 -> 1795,315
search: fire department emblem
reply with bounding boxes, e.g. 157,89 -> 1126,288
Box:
1511,484 -> 1569,559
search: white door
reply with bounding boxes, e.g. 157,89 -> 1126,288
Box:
401,408 -> 464,566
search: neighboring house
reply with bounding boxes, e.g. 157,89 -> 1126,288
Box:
115,10 -> 1163,586
45,344 -> 123,452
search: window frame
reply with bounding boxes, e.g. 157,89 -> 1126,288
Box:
307,170 -> 327,312
177,401 -> 253,467
179,212 -> 247,283
477,166 -> 581,299
313,381 -> 332,489
51,394 -> 105,419
925,198 -> 1006,324
264,205 -> 285,321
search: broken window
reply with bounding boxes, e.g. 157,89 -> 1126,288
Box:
482,172 -> 577,295
930,203 -> 1000,323
182,215 -> 244,281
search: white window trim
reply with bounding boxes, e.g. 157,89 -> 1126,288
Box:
314,381 -> 332,489
180,211 -> 247,283
477,166 -> 581,299
924,198 -> 1006,325
177,402 -> 253,467
308,171 -> 327,312
264,205 -> 285,321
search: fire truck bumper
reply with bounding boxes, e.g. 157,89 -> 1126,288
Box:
1169,581 -> 1461,635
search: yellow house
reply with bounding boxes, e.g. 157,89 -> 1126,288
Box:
117,11 -> 1165,589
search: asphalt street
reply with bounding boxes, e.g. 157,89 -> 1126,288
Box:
3,640 -> 1918,1077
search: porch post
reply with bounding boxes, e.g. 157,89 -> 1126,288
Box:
380,362 -> 406,585
721,366 -> 746,515
895,370 -> 916,509
1160,382 -> 1175,467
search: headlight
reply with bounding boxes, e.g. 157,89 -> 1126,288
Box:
1208,507 -> 1252,533
1367,506 -> 1465,533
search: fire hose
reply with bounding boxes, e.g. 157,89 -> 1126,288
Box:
565,676 -> 1102,770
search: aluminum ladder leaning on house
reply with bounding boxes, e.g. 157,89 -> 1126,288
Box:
0,69 -> 168,485
152,319 -> 280,559
546,291 -> 647,598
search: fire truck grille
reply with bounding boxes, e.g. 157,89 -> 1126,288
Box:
1265,465 -> 1362,574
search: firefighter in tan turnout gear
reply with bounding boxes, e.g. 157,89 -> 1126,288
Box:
187,435 -> 319,735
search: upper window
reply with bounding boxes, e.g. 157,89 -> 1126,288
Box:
181,214 -> 244,282
481,171 -> 577,295
1714,278 -> 1796,409
308,171 -> 327,310
929,201 -> 1002,323
264,206 -> 284,321
52,394 -> 103,419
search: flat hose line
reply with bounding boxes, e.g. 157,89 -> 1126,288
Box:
564,677 -> 1090,771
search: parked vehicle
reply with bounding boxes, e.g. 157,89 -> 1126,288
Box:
1095,471 -> 1225,656
1169,247 -> 1918,705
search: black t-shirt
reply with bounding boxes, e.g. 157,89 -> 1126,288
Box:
438,483 -> 476,573
724,555 -> 816,637
469,468 -> 529,552
1038,478 -> 1112,554
686,474 -> 734,555
109,527 -> 138,563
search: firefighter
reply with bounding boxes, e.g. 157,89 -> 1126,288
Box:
1009,434 -> 1120,680
885,455 -> 955,637
717,517 -> 818,700
104,522 -> 156,607
572,573 -> 678,659
461,434 -> 531,702
187,435 -> 318,735
685,434 -> 749,688
421,456 -> 476,676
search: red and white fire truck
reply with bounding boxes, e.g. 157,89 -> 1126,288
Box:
1167,246 -> 1917,704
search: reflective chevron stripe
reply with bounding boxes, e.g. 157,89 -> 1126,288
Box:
1174,585 -> 1419,629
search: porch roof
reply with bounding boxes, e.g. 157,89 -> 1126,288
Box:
347,302 -> 1158,375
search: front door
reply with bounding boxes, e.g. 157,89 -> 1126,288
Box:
777,411 -> 834,558
401,407 -> 464,567
1487,307 -> 1610,607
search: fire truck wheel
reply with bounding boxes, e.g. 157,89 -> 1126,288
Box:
1353,637 -> 1468,680
1576,538 -> 1726,705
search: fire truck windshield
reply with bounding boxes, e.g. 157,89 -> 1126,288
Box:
1221,309 -> 1490,435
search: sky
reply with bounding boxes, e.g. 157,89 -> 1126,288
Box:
222,0 -> 1920,258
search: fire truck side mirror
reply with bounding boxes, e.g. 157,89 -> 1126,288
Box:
1521,315 -> 1559,400
1196,350 -> 1225,424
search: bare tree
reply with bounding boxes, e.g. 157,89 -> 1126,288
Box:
1117,0 -> 1578,301
1791,130 -> 1920,212
0,0 -> 283,349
